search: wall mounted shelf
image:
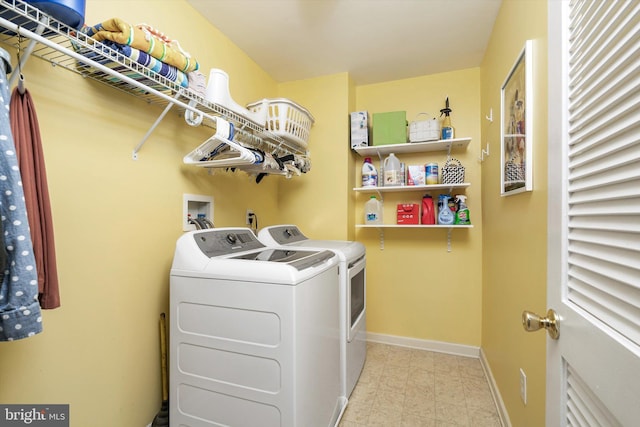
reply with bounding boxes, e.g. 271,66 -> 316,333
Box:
353,137 -> 473,251
356,224 -> 473,229
353,137 -> 471,157
356,224 -> 472,252
0,0 -> 308,176
354,183 -> 470,193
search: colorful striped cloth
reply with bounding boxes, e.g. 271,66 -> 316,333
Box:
73,38 -> 189,89
84,18 -> 199,73
82,40 -> 189,88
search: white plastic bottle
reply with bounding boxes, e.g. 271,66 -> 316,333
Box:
364,195 -> 383,225
362,157 -> 378,187
383,153 -> 401,186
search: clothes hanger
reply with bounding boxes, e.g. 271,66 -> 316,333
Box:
16,34 -> 25,94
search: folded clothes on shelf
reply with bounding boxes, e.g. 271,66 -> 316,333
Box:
76,39 -> 190,89
74,39 -> 189,88
83,17 -> 199,73
70,17 -> 202,90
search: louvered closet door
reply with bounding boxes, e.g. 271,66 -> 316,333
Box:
547,0 -> 640,425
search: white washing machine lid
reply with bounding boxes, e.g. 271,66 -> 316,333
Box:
171,228 -> 339,283
258,225 -> 365,262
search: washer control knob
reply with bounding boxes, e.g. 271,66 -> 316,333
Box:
226,233 -> 237,244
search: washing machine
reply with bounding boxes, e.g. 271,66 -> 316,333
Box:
170,227 -> 344,427
257,225 -> 367,399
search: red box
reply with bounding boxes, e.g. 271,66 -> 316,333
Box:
396,204 -> 420,224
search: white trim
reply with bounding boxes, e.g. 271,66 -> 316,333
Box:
366,332 -> 479,358
547,0 -> 570,423
480,348 -> 512,427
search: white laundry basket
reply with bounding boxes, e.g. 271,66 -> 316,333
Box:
247,98 -> 315,148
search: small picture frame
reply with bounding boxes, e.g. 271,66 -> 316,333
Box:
501,40 -> 533,196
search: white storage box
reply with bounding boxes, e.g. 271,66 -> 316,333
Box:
350,111 -> 369,148
248,98 -> 314,148
409,112 -> 440,142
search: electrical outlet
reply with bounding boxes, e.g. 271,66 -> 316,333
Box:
520,368 -> 527,405
246,209 -> 254,225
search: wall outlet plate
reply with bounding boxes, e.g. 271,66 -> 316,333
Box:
520,368 -> 527,405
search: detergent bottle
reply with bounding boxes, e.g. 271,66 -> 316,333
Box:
364,195 -> 383,225
440,97 -> 454,140
454,195 -> 471,225
437,194 -> 455,225
421,194 -> 435,225
361,157 -> 378,187
383,153 -> 402,186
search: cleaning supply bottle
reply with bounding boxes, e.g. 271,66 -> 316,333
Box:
421,194 -> 435,225
437,194 -> 454,225
454,195 -> 471,225
361,157 -> 378,187
383,153 -> 402,186
364,195 -> 383,225
440,97 -> 454,140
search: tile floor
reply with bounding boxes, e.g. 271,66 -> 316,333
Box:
339,342 -> 502,427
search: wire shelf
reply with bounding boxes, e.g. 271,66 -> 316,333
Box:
0,0 -> 310,164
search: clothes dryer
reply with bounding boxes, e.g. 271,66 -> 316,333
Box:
257,225 -> 367,399
170,228 -> 344,427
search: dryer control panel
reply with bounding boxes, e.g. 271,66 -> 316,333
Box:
265,225 -> 307,245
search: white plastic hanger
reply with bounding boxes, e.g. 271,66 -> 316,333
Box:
183,118 -> 258,168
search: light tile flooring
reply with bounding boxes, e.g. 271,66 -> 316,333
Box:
339,342 -> 502,427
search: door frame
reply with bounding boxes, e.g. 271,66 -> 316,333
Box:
546,0 -> 569,423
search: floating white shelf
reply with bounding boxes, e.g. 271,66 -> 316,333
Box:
353,183 -> 470,193
356,224 -> 473,229
353,137 -> 471,157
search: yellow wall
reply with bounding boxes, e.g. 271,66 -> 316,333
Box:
273,72 -> 354,240
355,69 -> 484,346
0,1 -> 279,426
480,1 -> 548,426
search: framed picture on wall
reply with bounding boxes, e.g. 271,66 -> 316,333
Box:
501,40 -> 533,196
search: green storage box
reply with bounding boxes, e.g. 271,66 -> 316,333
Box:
373,111 -> 407,146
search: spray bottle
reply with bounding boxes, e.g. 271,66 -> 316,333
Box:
454,195 -> 471,225
437,194 -> 454,225
440,97 -> 454,140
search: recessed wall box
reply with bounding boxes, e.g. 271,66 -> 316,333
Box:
183,194 -> 214,231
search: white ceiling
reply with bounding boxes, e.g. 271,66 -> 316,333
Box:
186,0 -> 503,85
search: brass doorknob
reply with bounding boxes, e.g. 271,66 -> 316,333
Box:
522,309 -> 560,340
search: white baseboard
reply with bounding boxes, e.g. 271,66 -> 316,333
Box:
366,332 -> 480,358
479,347 -> 512,427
